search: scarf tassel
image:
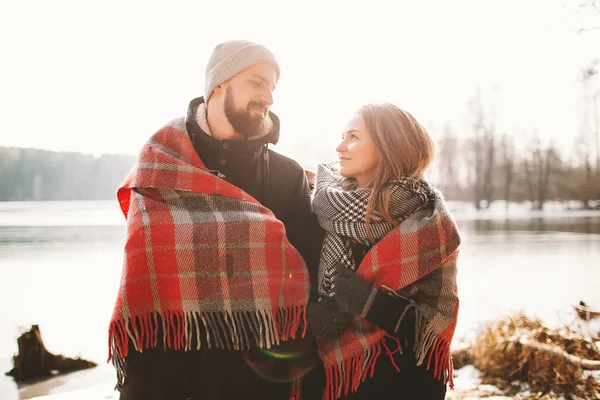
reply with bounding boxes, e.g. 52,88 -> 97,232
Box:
414,312 -> 455,389
424,333 -> 454,388
108,306 -> 306,388
322,336 -> 401,400
322,321 -> 455,400
274,303 -> 307,341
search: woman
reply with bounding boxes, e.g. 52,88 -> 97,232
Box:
302,103 -> 461,400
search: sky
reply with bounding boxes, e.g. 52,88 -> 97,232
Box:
0,0 -> 599,167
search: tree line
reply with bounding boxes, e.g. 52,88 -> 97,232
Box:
0,147 -> 135,201
2,136 -> 598,209
436,63 -> 600,210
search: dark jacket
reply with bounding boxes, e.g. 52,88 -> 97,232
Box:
186,97 -> 313,259
301,234 -> 447,400
118,98 -> 319,400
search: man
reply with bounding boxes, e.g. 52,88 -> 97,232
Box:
108,40 -> 318,400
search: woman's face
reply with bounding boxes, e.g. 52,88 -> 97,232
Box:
336,113 -> 381,188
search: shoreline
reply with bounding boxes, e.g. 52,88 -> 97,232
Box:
7,364 -> 599,400
3,309 -> 599,400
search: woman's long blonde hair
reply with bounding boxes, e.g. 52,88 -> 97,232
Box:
344,103 -> 435,237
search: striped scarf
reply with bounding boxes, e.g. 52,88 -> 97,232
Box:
107,117 -> 310,386
313,163 -> 434,300
312,163 -> 461,400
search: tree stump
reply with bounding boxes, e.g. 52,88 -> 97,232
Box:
5,325 -> 97,382
575,301 -> 600,321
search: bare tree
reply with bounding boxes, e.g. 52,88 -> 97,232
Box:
574,0 -> 600,202
468,89 -> 485,209
437,124 -> 461,198
523,135 -> 558,210
580,61 -> 600,206
587,61 -> 600,199
523,160 -> 535,208
500,134 -> 516,210
482,126 -> 496,207
467,88 -> 497,209
575,0 -> 600,33
572,131 -> 594,208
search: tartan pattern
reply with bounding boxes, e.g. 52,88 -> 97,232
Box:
312,163 -> 434,300
311,164 -> 461,400
108,117 -> 310,386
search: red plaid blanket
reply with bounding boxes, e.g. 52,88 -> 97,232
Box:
107,117 -> 310,384
318,195 -> 461,400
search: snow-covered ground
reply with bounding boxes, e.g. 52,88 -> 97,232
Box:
18,365 -> 598,400
448,200 -> 600,221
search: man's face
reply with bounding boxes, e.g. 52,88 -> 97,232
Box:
222,63 -> 278,138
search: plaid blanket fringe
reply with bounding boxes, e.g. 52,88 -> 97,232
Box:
414,300 -> 458,386
109,306 -> 307,385
322,258 -> 459,400
323,334 -> 400,400
312,170 -> 461,400
107,117 -> 310,388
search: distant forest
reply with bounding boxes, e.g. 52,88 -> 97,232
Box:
1,140 -> 599,209
0,147 -> 135,201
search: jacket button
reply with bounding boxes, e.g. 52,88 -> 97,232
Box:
222,142 -> 229,149
220,159 -> 227,166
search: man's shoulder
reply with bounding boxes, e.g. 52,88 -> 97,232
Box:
163,116 -> 187,132
146,117 -> 187,138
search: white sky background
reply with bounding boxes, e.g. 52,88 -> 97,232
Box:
0,0 -> 599,168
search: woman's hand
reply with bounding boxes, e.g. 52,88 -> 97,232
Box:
306,301 -> 353,338
336,264 -> 417,335
334,264 -> 377,317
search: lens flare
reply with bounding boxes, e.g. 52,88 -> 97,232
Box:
243,337 -> 319,383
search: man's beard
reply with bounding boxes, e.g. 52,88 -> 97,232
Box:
224,87 -> 267,139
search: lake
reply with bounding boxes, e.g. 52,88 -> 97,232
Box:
0,201 -> 598,399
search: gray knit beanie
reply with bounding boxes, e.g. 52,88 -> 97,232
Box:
204,40 -> 280,103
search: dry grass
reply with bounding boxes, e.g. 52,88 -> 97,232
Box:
453,313 -> 600,399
